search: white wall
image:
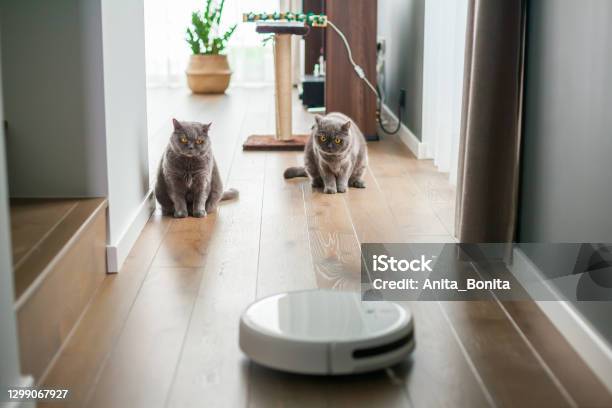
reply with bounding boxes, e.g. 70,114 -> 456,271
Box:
0,0 -> 108,198
378,0 -> 425,138
101,0 -> 152,272
520,0 -> 612,243
0,38 -> 29,391
2,0 -> 152,272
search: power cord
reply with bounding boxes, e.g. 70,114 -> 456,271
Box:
327,20 -> 403,135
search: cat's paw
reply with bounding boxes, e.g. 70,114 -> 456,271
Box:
173,210 -> 188,218
337,185 -> 348,193
323,187 -> 337,194
192,209 -> 207,218
311,179 -> 323,188
351,180 -> 366,188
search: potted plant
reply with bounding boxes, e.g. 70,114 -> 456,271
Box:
185,0 -> 237,94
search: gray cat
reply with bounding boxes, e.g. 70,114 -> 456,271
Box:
155,119 -> 238,218
284,112 -> 367,193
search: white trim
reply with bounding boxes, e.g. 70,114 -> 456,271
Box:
106,190 -> 155,273
511,248 -> 612,394
379,104 -> 429,159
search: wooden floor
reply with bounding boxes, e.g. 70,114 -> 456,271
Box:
40,86 -> 611,407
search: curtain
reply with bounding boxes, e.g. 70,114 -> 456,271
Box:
144,0 -> 279,87
421,0 -> 468,185
455,0 -> 527,242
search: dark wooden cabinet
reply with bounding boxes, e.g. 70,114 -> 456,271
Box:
303,0 -> 325,75
324,0 -> 378,139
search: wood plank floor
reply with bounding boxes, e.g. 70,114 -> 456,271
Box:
40,86 -> 611,407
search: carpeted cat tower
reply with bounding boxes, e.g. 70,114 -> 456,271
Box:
242,13 -> 327,151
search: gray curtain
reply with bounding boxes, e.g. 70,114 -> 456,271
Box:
455,0 -> 527,243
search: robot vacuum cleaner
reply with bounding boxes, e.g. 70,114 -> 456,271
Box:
239,290 -> 415,375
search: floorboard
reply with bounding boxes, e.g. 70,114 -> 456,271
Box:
164,89 -> 268,408
247,151 -> 326,407
87,266 -> 205,408
500,300 -> 612,407
256,151 -> 316,298
39,215 -> 171,408
355,155 -> 493,407
303,184 -> 362,290
440,299 -> 574,407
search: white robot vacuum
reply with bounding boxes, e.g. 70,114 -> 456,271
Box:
239,290 -> 415,375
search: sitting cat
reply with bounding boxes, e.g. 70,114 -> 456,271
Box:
284,112 -> 367,193
155,119 -> 238,218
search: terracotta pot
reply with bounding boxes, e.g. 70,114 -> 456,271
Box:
186,54 -> 232,94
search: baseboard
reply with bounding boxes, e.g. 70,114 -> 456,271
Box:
511,248 -> 612,394
106,191 -> 155,273
379,104 -> 429,159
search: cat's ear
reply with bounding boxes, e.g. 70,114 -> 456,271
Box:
202,122 -> 212,132
172,118 -> 182,130
314,115 -> 323,127
341,121 -> 351,132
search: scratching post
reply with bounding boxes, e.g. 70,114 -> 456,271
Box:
242,19 -> 314,151
274,34 -> 292,141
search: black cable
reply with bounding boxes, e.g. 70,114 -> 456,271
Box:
328,20 -> 403,136
376,92 -> 403,135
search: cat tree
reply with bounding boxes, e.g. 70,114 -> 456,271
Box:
242,12 -> 327,151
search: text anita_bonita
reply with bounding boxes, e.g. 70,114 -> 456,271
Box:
372,278 -> 511,291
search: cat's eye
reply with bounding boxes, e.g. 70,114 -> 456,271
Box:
180,135 -> 188,144
319,135 -> 327,142
195,139 -> 204,145
334,138 -> 342,145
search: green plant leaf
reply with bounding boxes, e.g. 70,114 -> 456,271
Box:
204,0 -> 212,20
186,0 -> 233,55
186,27 -> 201,54
223,24 -> 236,41
216,0 -> 225,24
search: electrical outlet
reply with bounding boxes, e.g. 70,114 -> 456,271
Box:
376,37 -> 386,77
377,37 -> 386,55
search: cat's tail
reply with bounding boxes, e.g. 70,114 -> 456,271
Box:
221,188 -> 239,201
283,166 -> 307,179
